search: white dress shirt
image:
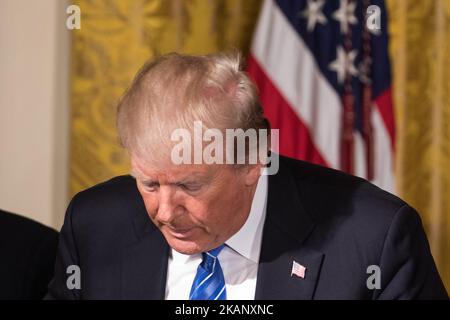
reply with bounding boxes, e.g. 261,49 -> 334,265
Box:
165,174 -> 268,300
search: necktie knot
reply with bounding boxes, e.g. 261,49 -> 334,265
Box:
202,245 -> 225,269
206,244 -> 225,258
190,244 -> 227,300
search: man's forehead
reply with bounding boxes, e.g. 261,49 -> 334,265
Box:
131,156 -> 215,181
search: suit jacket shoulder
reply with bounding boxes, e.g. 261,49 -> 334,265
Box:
267,156 -> 447,299
46,175 -> 163,299
282,156 -> 406,243
69,175 -> 150,246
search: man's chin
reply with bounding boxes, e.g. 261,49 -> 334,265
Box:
165,236 -> 205,255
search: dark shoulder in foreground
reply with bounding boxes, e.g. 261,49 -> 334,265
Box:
0,209 -> 59,299
0,209 -> 58,237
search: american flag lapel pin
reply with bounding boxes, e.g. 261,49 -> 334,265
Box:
291,261 -> 306,279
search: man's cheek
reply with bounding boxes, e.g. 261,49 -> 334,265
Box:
142,199 -> 158,219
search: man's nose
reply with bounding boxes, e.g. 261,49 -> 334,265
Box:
156,187 -> 184,224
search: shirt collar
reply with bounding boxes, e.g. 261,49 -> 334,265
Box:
225,173 -> 268,263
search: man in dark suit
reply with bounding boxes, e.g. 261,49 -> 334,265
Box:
0,209 -> 58,299
46,52 -> 447,299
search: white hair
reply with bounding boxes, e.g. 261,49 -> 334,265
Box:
116,52 -> 268,166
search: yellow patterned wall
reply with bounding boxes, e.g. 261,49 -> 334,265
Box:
387,0 -> 450,290
69,0 -> 262,195
70,0 -> 449,291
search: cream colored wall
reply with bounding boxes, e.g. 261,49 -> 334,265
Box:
0,0 -> 70,230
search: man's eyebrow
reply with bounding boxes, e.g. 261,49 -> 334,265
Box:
172,179 -> 201,186
130,169 -> 210,184
176,173 -> 210,183
135,175 -> 156,184
134,176 -> 159,186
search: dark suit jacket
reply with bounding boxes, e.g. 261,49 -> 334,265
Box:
46,156 -> 448,299
0,209 -> 59,299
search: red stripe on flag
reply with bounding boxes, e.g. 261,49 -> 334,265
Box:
374,88 -> 395,151
247,54 -> 329,167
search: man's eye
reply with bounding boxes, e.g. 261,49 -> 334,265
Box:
178,184 -> 201,192
143,182 -> 159,191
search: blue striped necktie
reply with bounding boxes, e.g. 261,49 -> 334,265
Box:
189,244 -> 226,300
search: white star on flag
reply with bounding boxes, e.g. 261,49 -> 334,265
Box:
328,46 -> 359,84
299,0 -> 327,32
291,261 -> 306,279
332,0 -> 358,34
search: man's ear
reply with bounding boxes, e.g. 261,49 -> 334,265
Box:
243,164 -> 262,186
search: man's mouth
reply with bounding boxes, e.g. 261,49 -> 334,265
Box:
166,226 -> 196,239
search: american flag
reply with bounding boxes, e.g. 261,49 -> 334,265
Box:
248,0 -> 395,191
291,261 -> 307,278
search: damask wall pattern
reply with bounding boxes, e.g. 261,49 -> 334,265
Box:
387,0 -> 450,290
69,0 -> 262,196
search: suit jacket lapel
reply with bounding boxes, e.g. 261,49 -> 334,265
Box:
121,210 -> 169,300
255,158 -> 324,300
